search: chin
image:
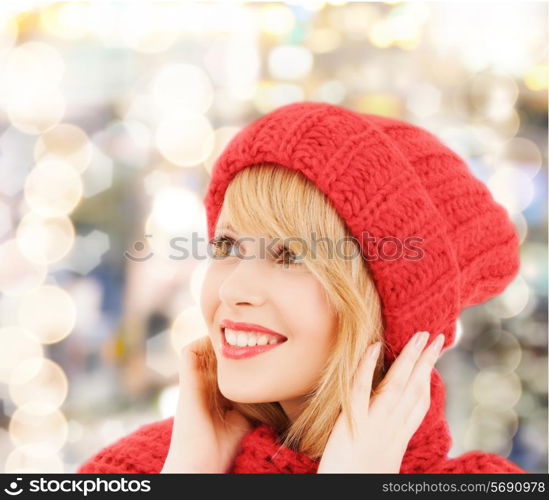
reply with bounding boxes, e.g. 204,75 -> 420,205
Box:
218,378 -> 276,404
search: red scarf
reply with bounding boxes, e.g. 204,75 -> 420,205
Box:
77,369 -> 526,474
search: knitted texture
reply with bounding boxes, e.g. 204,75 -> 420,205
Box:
77,416 -> 526,474
78,102 -> 526,474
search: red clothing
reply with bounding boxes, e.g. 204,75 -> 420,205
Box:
77,370 -> 527,474
77,103 -> 528,475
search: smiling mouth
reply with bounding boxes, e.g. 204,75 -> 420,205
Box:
222,327 -> 287,347
220,327 -> 287,360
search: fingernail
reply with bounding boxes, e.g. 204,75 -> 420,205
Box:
414,331 -> 429,349
431,333 -> 445,354
369,341 -> 381,360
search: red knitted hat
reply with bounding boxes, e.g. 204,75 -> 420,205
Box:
203,102 -> 521,470
204,101 -> 520,359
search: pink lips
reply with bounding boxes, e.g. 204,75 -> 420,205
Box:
220,319 -> 287,360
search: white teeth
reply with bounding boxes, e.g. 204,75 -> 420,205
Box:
225,329 -> 237,346
257,335 -> 269,346
224,328 -> 284,347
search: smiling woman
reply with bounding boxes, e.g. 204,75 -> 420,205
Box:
77,102 -> 527,474
197,163 -> 385,455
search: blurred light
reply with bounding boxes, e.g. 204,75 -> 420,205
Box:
254,82 -> 304,114
1,42 -> 66,135
67,419 -> 83,443
0,199 -> 12,238
99,419 -> 125,443
34,123 -> 93,174
517,350 -> 547,394
484,274 -> 530,318
429,3 -> 543,74
355,93 -> 401,116
473,330 -> 522,373
93,120 -> 152,169
16,212 -> 75,265
203,126 -> 241,175
465,406 -> 518,456
510,212 -> 527,245
0,326 -> 43,384
170,305 -> 209,355
519,242 -> 548,294
258,5 -> 295,35
151,187 -> 202,235
151,63 -> 213,116
24,159 -> 83,216
268,45 -> 314,81
190,260 -> 209,305
146,329 -> 178,378
9,357 -> 68,410
53,229 -> 110,276
405,83 -> 442,118
524,64 -> 548,91
490,108 -> 521,140
333,3 -> 377,41
497,137 -> 543,180
158,384 -> 179,418
7,88 -> 66,135
155,113 -> 215,167
81,146 -> 113,198
9,403 -> 68,451
305,28 -> 342,53
41,2 -> 92,40
0,127 -> 35,197
473,370 -> 522,410
453,318 -> 463,346
0,15 -> 18,54
17,285 -> 77,344
311,80 -> 346,105
487,167 -> 534,215
120,3 -> 181,53
143,169 -> 172,197
120,92 -> 154,125
369,3 -> 427,50
0,41 -> 64,98
291,0 -> 326,11
5,443 -> 64,473
145,187 -> 205,258
469,73 -> 519,121
0,239 -> 47,296
225,38 -> 260,101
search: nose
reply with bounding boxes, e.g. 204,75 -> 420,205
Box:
218,251 -> 268,307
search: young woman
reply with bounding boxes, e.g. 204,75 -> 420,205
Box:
78,102 -> 527,474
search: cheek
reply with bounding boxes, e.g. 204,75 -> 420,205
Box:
199,264 -> 221,332
275,275 -> 337,361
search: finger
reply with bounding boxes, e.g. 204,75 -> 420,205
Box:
175,337 -> 212,422
349,341 -> 382,425
393,333 -> 445,436
374,331 -> 430,402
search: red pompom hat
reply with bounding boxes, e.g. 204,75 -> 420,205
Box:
203,101 -> 521,472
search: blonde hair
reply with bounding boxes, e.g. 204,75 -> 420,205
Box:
196,162 -> 385,459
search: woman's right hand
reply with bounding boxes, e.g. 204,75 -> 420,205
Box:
160,337 -> 252,473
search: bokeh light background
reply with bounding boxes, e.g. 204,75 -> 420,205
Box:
0,0 -> 547,473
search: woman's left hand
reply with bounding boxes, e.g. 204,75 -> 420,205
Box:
317,331 -> 445,473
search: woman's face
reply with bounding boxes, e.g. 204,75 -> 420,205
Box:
200,222 -> 338,420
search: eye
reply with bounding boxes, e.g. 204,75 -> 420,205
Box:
208,235 -> 239,259
273,244 -> 304,268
